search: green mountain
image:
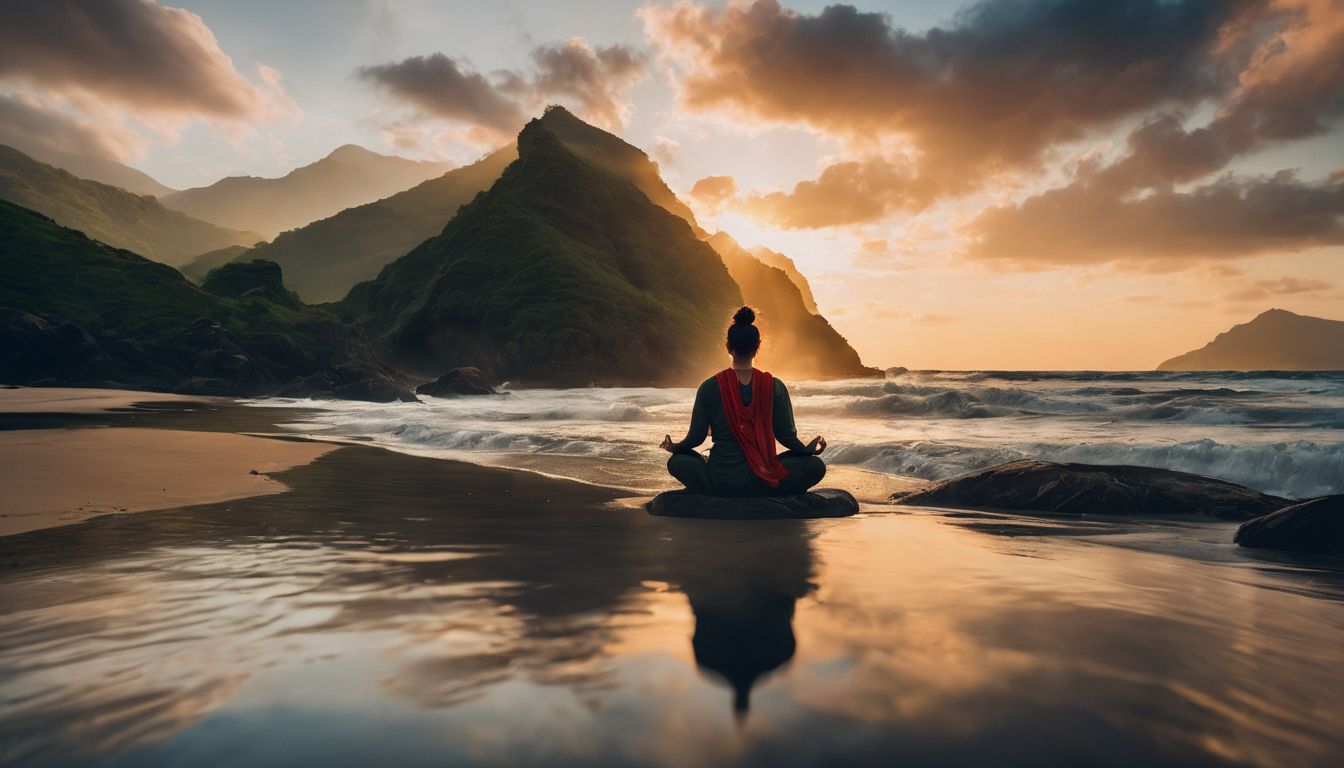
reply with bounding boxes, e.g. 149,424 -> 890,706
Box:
160,144 -> 453,239
11,144 -> 176,197
533,109 -> 871,380
535,106 -> 702,230
240,147 -> 515,303
0,201 -> 408,400
179,245 -> 251,283
338,109 -> 743,386
1157,309 -> 1344,371
708,232 -> 874,379
0,144 -> 261,266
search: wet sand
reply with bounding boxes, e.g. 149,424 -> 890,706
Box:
0,386 -> 214,414
0,427 -> 335,537
2,389 -> 1343,767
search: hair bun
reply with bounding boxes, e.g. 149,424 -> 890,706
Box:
732,306 -> 756,326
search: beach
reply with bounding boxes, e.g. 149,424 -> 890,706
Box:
2,387 -> 1343,767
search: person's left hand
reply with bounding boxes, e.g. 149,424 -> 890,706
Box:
660,434 -> 674,453
807,435 -> 827,455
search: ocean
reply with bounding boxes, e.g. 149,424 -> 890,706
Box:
251,370 -> 1344,500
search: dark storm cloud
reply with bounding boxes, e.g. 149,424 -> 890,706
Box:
643,0 -> 1238,176
644,0 -> 1344,248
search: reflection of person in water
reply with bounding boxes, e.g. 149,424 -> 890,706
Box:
660,306 -> 827,497
668,518 -> 816,718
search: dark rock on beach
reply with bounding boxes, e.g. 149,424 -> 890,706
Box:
890,460 -> 1291,520
416,367 -> 496,397
1235,495 -> 1344,554
648,488 -> 859,520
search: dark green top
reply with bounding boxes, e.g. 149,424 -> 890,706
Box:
672,374 -> 810,493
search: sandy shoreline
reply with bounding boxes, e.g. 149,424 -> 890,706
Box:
0,386 -> 216,414
0,388 -> 338,537
0,385 -> 913,538
0,427 -> 336,537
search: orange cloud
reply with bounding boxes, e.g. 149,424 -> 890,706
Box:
689,175 -> 737,209
641,0 -> 1239,183
739,156 -> 934,228
0,0 -> 276,121
965,172 -> 1344,266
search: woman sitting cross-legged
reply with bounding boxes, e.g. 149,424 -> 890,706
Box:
660,306 -> 827,497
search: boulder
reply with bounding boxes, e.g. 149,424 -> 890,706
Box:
890,460 -> 1290,520
1235,495 -> 1344,554
648,489 -> 858,520
417,366 -> 496,396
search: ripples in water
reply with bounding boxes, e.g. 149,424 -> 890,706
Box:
2,446 -> 1343,767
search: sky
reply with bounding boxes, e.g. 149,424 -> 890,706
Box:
1,0 -> 1342,369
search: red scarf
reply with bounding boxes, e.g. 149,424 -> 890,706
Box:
715,368 -> 789,488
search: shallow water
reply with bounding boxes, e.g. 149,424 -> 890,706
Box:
2,446 -> 1343,767
250,370 -> 1344,498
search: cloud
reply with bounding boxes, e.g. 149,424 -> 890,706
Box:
0,92 -> 148,160
689,175 -> 737,209
358,53 -> 528,134
1226,276 -> 1334,302
645,0 -> 1344,259
964,171 -> 1344,266
528,39 -> 647,130
641,0 -> 1236,178
0,0 -> 298,164
740,156 -> 935,228
359,38 -> 647,139
0,0 -> 275,120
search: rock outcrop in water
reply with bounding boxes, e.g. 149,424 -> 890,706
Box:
889,460 -> 1290,519
648,489 -> 859,520
1235,495 -> 1344,554
0,201 -> 412,401
416,367 -> 496,397
1157,309 -> 1344,371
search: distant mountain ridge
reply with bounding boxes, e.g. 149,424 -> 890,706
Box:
160,144 -> 453,238
0,144 -> 260,266
8,144 -> 175,197
1158,309 -> 1344,371
241,147 -> 516,303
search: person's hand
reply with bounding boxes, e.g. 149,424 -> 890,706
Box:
807,435 -> 827,455
660,434 -> 674,453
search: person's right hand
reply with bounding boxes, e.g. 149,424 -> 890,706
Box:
806,435 -> 827,455
660,434 -> 674,453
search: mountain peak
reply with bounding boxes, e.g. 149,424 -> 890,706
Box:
1254,307 -> 1299,321
325,144 -> 380,161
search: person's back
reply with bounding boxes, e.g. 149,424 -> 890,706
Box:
661,306 -> 827,497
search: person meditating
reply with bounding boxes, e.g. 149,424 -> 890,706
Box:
660,306 -> 828,497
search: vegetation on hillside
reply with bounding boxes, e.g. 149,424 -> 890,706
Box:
339,114 -> 743,386
0,201 -> 407,400
0,145 -> 261,266
242,147 -> 515,303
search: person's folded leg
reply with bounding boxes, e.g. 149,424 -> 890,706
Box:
667,451 -> 714,494
776,450 -> 826,494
